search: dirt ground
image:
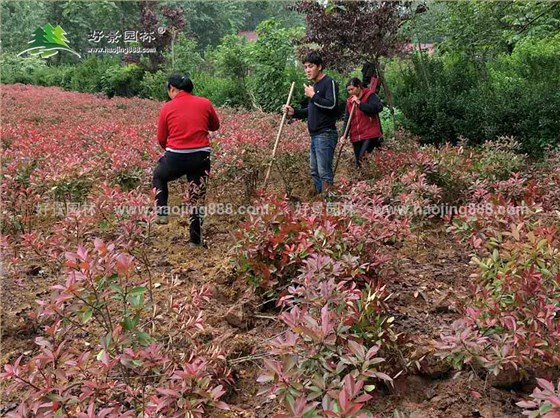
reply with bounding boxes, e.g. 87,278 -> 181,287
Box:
1,207 -> 528,417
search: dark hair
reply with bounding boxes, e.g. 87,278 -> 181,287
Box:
167,73 -> 193,93
302,51 -> 323,69
346,78 -> 363,88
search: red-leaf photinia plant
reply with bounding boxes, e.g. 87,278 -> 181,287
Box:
2,84 -> 560,417
437,169 -> 560,380
517,378 -> 560,418
1,239 -> 231,417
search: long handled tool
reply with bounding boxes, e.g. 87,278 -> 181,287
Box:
333,102 -> 357,175
263,81 -> 296,189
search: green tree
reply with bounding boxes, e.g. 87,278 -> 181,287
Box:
205,34 -> 251,107
246,19 -> 305,112
163,33 -> 203,75
178,0 -> 246,51
210,35 -> 249,79
51,1 -> 140,63
404,1 -> 560,59
240,0 -> 304,30
1,1 -> 48,53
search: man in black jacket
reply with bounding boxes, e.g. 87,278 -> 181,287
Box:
283,51 -> 339,194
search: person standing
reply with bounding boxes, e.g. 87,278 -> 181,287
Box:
283,52 -> 340,194
340,78 -> 383,168
153,73 -> 220,246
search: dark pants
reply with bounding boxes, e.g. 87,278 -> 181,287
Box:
153,151 -> 210,244
352,137 -> 382,167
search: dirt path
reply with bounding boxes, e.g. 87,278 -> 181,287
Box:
147,213 -> 283,416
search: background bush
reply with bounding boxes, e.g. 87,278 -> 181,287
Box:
390,34 -> 560,155
139,69 -> 168,101
101,63 -> 144,98
245,19 -> 306,112
68,56 -> 122,93
1,54 -> 46,84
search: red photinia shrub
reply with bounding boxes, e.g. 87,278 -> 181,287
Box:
445,180 -> 544,253
388,170 -> 442,221
6,84 -> 558,416
2,85 -> 311,235
359,136 -> 528,208
258,254 -> 395,417
3,91 -> 159,202
3,183 -> 159,294
210,110 -> 309,201
473,138 -> 527,181
234,189 -> 409,293
517,378 -> 560,418
1,86 -> 315,417
435,145 -> 559,379
536,150 -> 560,213
438,216 -> 560,376
1,238 -> 230,417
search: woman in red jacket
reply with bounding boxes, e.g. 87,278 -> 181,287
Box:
153,73 -> 220,246
340,78 -> 383,168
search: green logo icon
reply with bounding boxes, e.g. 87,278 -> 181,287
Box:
18,24 -> 81,58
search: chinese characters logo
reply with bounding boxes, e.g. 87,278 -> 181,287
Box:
86,28 -> 163,54
88,28 -> 163,44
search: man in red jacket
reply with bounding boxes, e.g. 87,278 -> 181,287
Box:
340,78 -> 383,168
153,73 -> 220,246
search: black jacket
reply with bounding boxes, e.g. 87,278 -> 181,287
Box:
293,75 -> 339,135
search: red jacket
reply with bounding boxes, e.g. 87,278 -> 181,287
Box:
346,88 -> 383,142
157,91 -> 220,150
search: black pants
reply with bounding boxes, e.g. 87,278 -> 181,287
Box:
153,151 -> 210,244
352,137 -> 382,167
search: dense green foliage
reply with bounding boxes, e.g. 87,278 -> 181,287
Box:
403,2 -> 560,55
388,34 -> 560,155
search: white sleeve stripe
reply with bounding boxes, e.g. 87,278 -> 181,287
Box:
313,80 -> 337,110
